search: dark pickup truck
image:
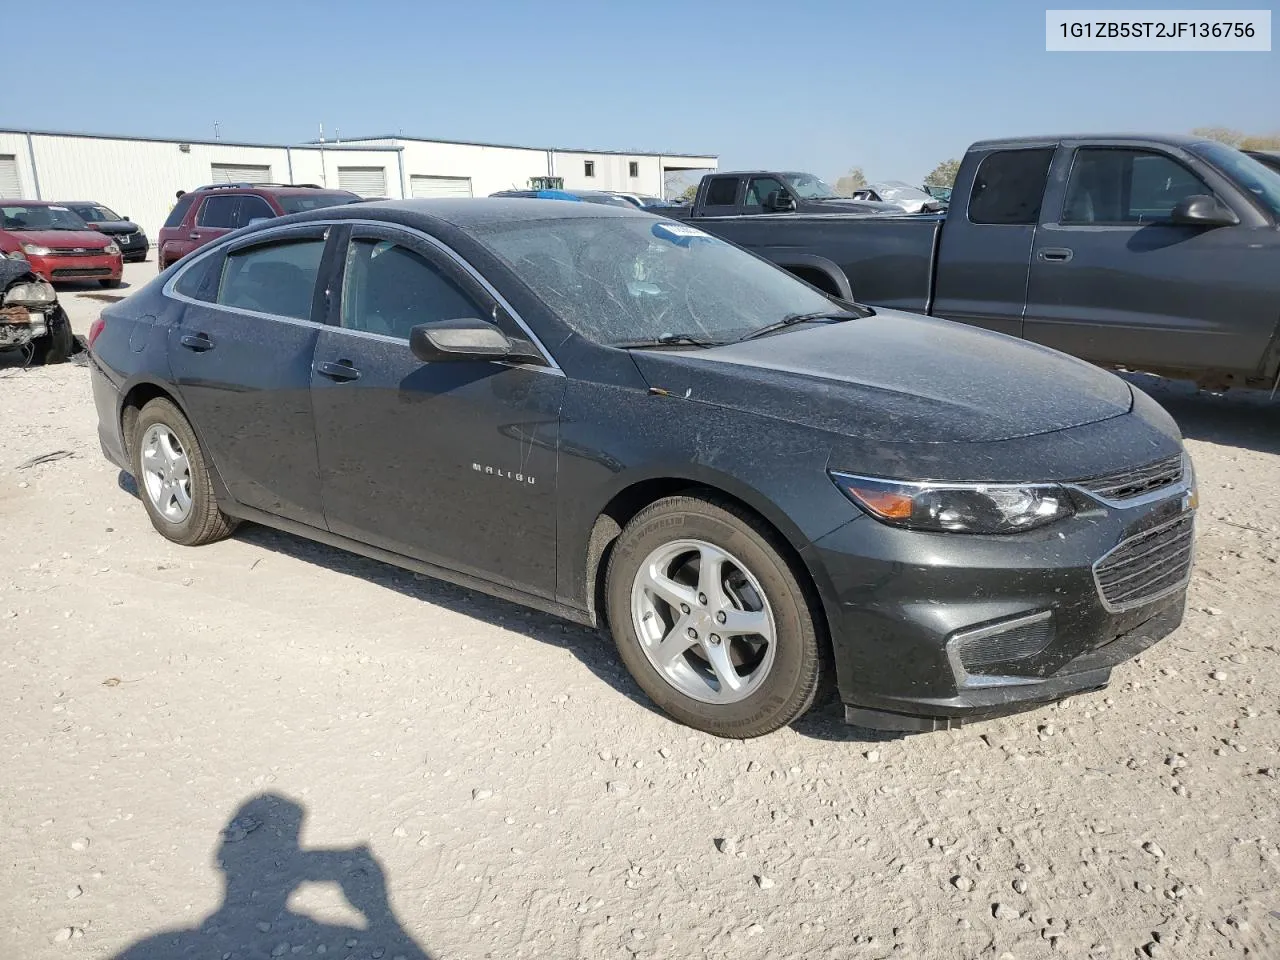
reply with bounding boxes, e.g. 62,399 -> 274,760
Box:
676,136 -> 1280,389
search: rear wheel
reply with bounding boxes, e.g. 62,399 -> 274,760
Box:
132,398 -> 237,546
606,495 -> 823,738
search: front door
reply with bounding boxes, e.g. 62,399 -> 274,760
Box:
1023,146 -> 1275,375
167,225 -> 332,527
310,225 -> 565,598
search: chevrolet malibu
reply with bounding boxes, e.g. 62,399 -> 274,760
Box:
88,200 -> 1196,738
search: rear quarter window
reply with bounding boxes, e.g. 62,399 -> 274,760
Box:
967,149 -> 1054,225
163,194 -> 196,229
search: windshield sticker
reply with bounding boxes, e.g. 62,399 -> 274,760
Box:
651,222 -> 718,247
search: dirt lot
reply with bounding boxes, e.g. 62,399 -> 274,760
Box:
2,263 -> 1278,959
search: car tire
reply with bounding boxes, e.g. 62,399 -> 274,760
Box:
606,494 -> 823,738
30,309 -> 74,365
99,278 -> 122,289
132,398 -> 238,547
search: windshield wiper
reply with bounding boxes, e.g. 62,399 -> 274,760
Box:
614,334 -> 722,349
734,311 -> 856,343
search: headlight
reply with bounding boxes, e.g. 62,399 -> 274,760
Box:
2,281 -> 56,304
830,472 -> 1075,534
20,243 -> 52,256
104,242 -> 121,256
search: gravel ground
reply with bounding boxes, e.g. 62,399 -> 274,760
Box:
2,263 -> 1278,959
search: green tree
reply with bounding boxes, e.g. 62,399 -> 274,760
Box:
679,183 -> 699,202
1190,127 -> 1280,151
834,167 -> 867,195
1191,126 -> 1245,147
924,158 -> 961,188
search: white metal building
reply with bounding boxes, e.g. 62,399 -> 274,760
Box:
0,128 -> 717,241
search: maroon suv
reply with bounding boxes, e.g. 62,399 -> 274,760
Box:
157,183 -> 360,270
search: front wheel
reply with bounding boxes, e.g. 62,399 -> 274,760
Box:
606,495 -> 823,738
30,309 -> 74,365
132,398 -> 238,546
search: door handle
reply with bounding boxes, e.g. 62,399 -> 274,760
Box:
179,332 -> 214,352
188,232 -> 201,240
1038,247 -> 1074,262
315,359 -> 360,382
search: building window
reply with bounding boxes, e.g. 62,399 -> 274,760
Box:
584,160 -> 595,177
629,161 -> 639,178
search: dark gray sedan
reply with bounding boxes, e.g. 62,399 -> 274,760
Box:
88,199 -> 1196,737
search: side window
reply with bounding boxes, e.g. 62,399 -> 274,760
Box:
341,239 -> 486,341
745,177 -> 786,207
1063,149 -> 1210,224
197,195 -> 241,229
164,193 -> 196,228
703,177 -> 740,207
968,149 -> 1054,225
239,195 -> 276,224
173,251 -> 223,301
216,238 -> 326,319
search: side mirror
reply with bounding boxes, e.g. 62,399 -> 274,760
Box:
765,190 -> 797,213
409,317 -> 545,365
1169,195 -> 1238,227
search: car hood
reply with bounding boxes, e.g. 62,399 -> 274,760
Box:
7,229 -> 113,249
798,197 -> 906,215
628,310 -> 1133,443
86,220 -> 140,235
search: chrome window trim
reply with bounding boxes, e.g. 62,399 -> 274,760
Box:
162,217 -> 564,376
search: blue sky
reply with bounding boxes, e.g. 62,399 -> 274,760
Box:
3,0 -> 1275,185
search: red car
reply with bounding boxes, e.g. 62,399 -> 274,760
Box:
0,201 -> 124,288
158,183 -> 360,270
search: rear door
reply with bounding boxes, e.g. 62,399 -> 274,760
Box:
188,194 -> 243,254
167,224 -> 334,527
695,176 -> 743,218
309,224 -> 564,598
1023,143 -> 1276,375
931,146 -> 1055,337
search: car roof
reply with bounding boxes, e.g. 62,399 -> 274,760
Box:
188,183 -> 356,196
968,133 -> 1209,149
294,197 -> 650,229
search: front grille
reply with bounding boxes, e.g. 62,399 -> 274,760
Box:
1078,454 -> 1184,501
48,247 -> 106,258
50,267 -> 111,279
952,615 -> 1054,673
1093,513 -> 1195,611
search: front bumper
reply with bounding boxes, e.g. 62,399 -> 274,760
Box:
28,252 -> 123,284
806,474 -> 1195,731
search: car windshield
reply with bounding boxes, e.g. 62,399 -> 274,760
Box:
1190,140 -> 1280,219
276,192 -> 361,214
1,204 -> 91,231
473,215 -> 849,346
71,204 -> 122,223
781,173 -> 840,199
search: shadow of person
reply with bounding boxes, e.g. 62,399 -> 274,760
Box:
110,792 -> 431,960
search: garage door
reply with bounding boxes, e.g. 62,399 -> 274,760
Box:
411,175 -> 473,199
210,163 -> 272,184
338,167 -> 387,198
0,155 -> 22,199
